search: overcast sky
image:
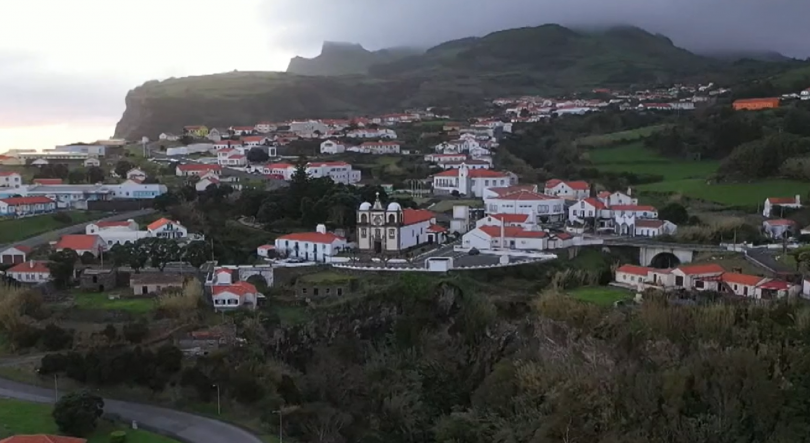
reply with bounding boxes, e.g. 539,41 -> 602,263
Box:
3,0 -> 809,151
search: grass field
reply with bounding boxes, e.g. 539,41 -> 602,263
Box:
576,125 -> 666,147
569,286 -> 633,306
0,398 -> 180,442
73,292 -> 156,313
429,199 -> 483,213
0,211 -> 103,244
589,142 -> 720,181
639,178 -> 810,206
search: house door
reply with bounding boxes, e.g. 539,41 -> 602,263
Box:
509,240 -> 516,248
675,276 -> 684,287
142,286 -> 148,295
428,234 -> 434,244
374,240 -> 382,254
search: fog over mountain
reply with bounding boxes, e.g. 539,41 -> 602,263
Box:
262,0 -> 810,59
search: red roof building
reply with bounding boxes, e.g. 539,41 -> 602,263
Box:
616,264 -> 651,276
276,232 -> 345,244
54,235 -> 105,255
675,263 -> 724,275
7,260 -> 50,275
402,208 -> 435,226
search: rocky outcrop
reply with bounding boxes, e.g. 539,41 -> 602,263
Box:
286,41 -> 422,76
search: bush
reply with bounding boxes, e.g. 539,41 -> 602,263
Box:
52,212 -> 73,224
52,390 -> 104,437
41,324 -> 74,351
110,430 -> 126,443
122,321 -> 149,344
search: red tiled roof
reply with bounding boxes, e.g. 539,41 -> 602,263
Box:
617,264 -> 650,276
478,226 -> 547,238
7,260 -> 50,274
734,97 -> 780,104
0,171 -> 20,176
242,136 -> 265,142
0,435 -> 87,443
55,235 -> 102,251
215,268 -> 232,274
257,244 -> 275,250
269,163 -> 294,169
581,197 -> 607,210
676,263 -> 724,275
402,208 -> 435,225
277,232 -> 345,244
721,272 -> 766,287
545,179 -> 589,190
554,232 -> 574,240
0,196 -> 55,206
147,218 -> 181,231
178,164 -> 222,172
597,191 -> 611,198
213,281 -> 258,296
427,224 -> 447,233
767,197 -> 798,205
33,178 -> 63,185
764,219 -> 796,226
7,245 -> 32,253
490,213 -> 530,223
759,280 -> 791,290
611,205 -> 657,212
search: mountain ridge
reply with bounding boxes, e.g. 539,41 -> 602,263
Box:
286,41 -> 424,76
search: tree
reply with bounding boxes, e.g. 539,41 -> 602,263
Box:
183,241 -> 212,268
122,321 -> 149,343
86,166 -> 105,184
47,249 -> 78,289
114,160 -> 133,178
41,324 -> 74,351
52,390 -> 104,437
658,202 -> 689,225
247,147 -> 270,163
153,192 -> 180,212
67,169 -> 86,184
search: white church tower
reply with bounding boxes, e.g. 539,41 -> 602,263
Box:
356,193 -> 404,254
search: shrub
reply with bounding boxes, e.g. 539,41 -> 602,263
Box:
110,430 -> 126,443
52,390 -> 104,437
52,212 -> 73,224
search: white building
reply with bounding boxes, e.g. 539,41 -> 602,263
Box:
55,234 -> 107,256
320,140 -> 346,154
84,158 -> 101,167
217,148 -> 248,167
432,165 -> 515,198
462,225 -> 548,251
356,198 -> 445,253
763,195 -> 802,217
147,218 -> 188,239
265,161 -> 362,185
274,225 -> 349,263
126,168 -> 148,181
424,153 -> 467,164
484,187 -> 566,223
241,136 -> 271,148
195,176 -> 221,192
86,220 -> 150,247
289,120 -> 329,136
0,172 -> 22,188
597,189 -> 638,206
159,133 -> 180,141
441,160 -> 490,170
475,213 -> 535,230
213,140 -> 242,150
6,260 -> 51,283
0,196 -> 56,216
176,164 -> 222,177
346,128 -> 397,139
544,179 -> 590,200
210,269 -> 260,311
634,219 -> 678,237
359,142 -> 401,154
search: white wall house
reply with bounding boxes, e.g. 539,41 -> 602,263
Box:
212,280 -> 260,311
147,218 -> 188,239
544,179 -> 590,200
462,225 -> 548,251
86,220 -> 150,247
763,195 -> 801,217
7,260 -> 51,283
176,164 -> 222,177
359,142 -> 401,154
217,148 -> 248,167
425,153 -> 466,164
241,136 -> 271,148
320,140 -> 346,154
55,234 -> 106,257
0,196 -> 57,217
356,199 -> 444,253
597,189 -> 638,206
484,189 -> 566,223
127,168 -> 148,181
432,165 -> 515,198
274,225 -> 349,263
634,219 -> 677,237
0,172 -> 22,188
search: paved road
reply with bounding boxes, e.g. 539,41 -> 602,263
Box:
0,377 -> 262,443
0,209 -> 156,251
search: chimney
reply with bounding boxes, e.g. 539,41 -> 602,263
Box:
29,260 -> 34,269
627,187 -> 632,196
316,224 -> 327,234
796,194 -> 801,205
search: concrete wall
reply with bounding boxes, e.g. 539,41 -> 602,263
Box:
639,246 -> 694,266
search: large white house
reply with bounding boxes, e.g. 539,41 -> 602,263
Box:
483,186 -> 566,223
320,140 -> 346,154
274,225 -> 349,263
462,225 -> 548,251
147,218 -> 188,239
0,171 -> 22,188
210,269 -> 261,310
356,197 -> 445,254
432,165 -> 516,198
217,148 -> 247,167
763,195 -> 802,217
0,196 -> 56,217
597,189 -> 638,206
55,234 -> 107,257
86,220 -> 149,246
265,161 -> 361,184
544,179 -> 591,200
358,141 -> 401,154
7,260 -> 51,283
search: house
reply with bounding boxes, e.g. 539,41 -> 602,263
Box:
274,225 -> 349,263
217,149 -> 247,167
256,244 -> 275,258
130,273 -> 185,295
183,125 -> 209,137
159,133 -> 180,141
721,273 -> 767,298
671,264 -> 725,290
6,260 -> 51,283
0,172 -> 22,188
206,128 -> 223,142
86,220 -> 148,246
230,126 -> 255,136
568,198 -> 610,224
615,264 -> 654,288
0,196 -> 57,217
476,213 -> 535,230
176,164 -> 222,177
544,179 -> 590,200
432,165 -> 516,198
255,122 -> 277,133
213,140 -> 242,150
320,140 -> 346,154
304,162 -> 361,185
108,182 -> 167,199
147,218 -> 188,239
0,435 -> 86,443
79,267 -> 117,292
424,153 -> 467,164
763,219 -> 796,239
0,245 -> 31,264
547,232 -> 575,249
83,158 -> 101,167
763,195 -> 801,217
634,219 -> 677,237
195,176 -> 221,192
212,280 -> 260,311
55,234 -> 106,257
461,225 -> 548,251
484,188 -> 566,223
441,160 -> 490,170
126,168 -> 147,181
597,189 -> 638,206
241,136 -> 271,148
733,97 -> 780,111
356,199 -> 444,253
359,141 -> 401,154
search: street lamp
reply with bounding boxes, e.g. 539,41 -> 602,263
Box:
272,410 -> 283,443
212,384 -> 221,415
36,369 -> 57,402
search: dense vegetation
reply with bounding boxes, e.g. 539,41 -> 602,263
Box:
114,24 -> 806,139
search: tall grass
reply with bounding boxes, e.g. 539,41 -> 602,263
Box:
158,280 -> 203,317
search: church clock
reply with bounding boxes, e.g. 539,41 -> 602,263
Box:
372,214 -> 384,225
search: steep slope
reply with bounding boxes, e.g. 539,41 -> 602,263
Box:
114,24 -> 794,139
286,41 -> 423,76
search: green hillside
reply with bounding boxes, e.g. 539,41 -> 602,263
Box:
287,41 -> 423,76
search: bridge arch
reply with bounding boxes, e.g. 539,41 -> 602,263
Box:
650,252 -> 681,269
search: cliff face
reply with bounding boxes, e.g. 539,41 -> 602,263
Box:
286,41 -> 422,76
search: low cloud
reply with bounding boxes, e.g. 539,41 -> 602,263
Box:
261,0 -> 810,58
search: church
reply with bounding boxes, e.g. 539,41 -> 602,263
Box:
356,195 -> 446,254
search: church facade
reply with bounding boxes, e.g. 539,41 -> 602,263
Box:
356,195 -> 446,254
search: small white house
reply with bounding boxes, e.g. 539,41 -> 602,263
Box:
83,158 -> 101,167
0,171 -> 22,188
763,219 -> 796,239
320,140 -> 346,155
763,195 -> 801,217
274,224 -> 348,263
147,218 -> 188,239
6,260 -> 51,283
212,281 -> 260,310
127,168 -> 148,181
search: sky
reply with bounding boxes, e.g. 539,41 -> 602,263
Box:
3,0 -> 809,151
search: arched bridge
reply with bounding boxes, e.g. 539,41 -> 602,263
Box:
601,238 -> 727,268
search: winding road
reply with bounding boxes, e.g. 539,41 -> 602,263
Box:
0,376 -> 263,443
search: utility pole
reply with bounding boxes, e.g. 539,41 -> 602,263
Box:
54,375 -> 58,401
213,384 -> 221,415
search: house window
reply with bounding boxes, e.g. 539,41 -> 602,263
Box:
301,288 -> 307,295
695,281 -> 704,289
313,288 -> 319,296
